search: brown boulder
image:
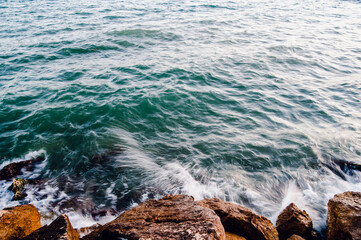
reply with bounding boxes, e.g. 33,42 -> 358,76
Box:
0,204 -> 41,240
226,232 -> 247,240
198,198 -> 278,240
22,214 -> 79,240
82,194 -> 226,240
276,203 -> 313,240
327,191 -> 361,240
0,157 -> 44,180
286,235 -> 305,240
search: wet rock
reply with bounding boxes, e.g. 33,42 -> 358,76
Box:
56,197 -> 96,216
276,203 -> 313,240
90,208 -> 117,221
332,158 -> 361,172
198,198 -> 278,240
286,235 -> 305,240
226,232 -> 247,240
0,156 -> 45,180
76,224 -> 102,238
22,214 -> 79,240
9,178 -> 28,201
51,196 -> 116,221
322,157 -> 361,180
310,230 -> 321,240
327,191 -> 361,240
82,194 -> 226,240
27,178 -> 48,185
0,204 -> 41,240
8,178 -> 48,201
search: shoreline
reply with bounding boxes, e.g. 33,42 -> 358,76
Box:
1,192 -> 361,240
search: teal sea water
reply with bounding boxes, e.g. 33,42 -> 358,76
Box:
1,0 -> 361,231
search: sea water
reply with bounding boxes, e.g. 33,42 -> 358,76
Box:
1,0 -> 361,232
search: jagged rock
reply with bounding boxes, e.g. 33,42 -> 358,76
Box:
197,198 -> 278,240
0,156 -> 44,180
276,203 -> 313,240
8,178 -> 48,201
82,195 -> 226,240
286,235 -> 305,240
76,224 -> 102,238
327,191 -> 361,240
226,232 -> 247,240
9,178 -> 28,201
22,214 -> 79,240
0,204 -> 41,240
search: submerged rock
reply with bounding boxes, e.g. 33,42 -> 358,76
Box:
197,198 -> 278,240
91,147 -> 124,165
327,191 -> 361,240
332,158 -> 361,172
90,208 -> 117,221
56,197 -> 96,216
0,204 -> 41,240
22,214 -> 79,240
51,196 -> 117,221
82,194 -> 226,240
276,203 -> 313,240
0,156 -> 44,180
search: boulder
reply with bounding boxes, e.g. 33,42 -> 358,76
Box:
9,178 -> 28,201
82,195 -> 226,240
0,204 -> 41,240
327,191 -> 361,240
22,214 -> 79,240
197,198 -> 278,240
276,203 -> 312,240
0,157 -> 44,180
286,235 -> 305,240
226,232 -> 247,240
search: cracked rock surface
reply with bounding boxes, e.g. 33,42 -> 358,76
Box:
82,195 -> 226,240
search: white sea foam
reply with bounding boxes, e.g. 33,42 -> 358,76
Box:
2,145 -> 361,232
0,149 -> 46,170
0,150 -> 47,210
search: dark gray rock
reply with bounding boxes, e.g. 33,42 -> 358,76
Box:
0,157 -> 44,180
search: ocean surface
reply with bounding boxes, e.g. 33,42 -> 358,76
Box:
1,0 -> 361,233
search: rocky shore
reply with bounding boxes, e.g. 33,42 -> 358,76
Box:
1,158 -> 360,240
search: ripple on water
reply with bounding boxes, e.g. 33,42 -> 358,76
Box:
0,0 -> 361,233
